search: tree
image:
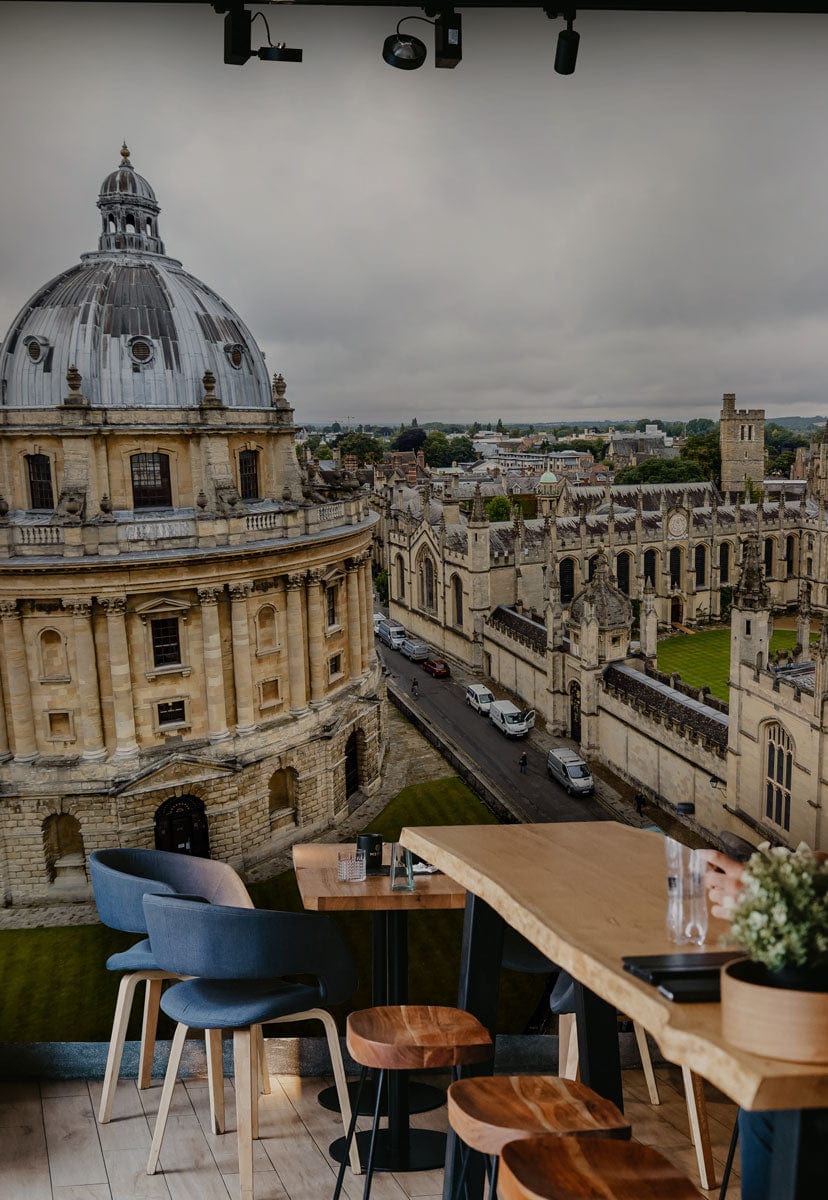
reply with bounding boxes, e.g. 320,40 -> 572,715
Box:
685,418 -> 716,437
680,431 -> 720,484
615,458 -> 708,485
484,495 -> 511,522
316,444 -> 332,460
496,418 -> 504,434
336,432 -> 384,465
448,435 -> 475,462
423,431 -> 452,467
330,421 -> 342,433
391,426 -> 427,453
374,568 -> 388,606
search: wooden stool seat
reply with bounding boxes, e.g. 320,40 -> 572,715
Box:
447,1075 -> 630,1157
346,1005 -> 492,1071
499,1134 -> 701,1200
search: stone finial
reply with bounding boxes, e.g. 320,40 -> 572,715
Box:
64,364 -> 86,405
120,141 -> 131,161
271,372 -> 287,405
470,482 -> 487,524
196,490 -> 208,510
818,616 -> 828,660
733,536 -> 770,611
99,494 -> 112,514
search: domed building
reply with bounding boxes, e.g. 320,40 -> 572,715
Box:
0,147 -> 383,905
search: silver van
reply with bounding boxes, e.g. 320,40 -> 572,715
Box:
377,620 -> 406,650
489,700 -> 535,738
546,748 -> 594,796
465,684 -> 495,714
400,638 -> 429,662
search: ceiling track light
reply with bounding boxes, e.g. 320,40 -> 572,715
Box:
383,10 -> 462,72
215,3 -> 302,66
545,8 -> 580,75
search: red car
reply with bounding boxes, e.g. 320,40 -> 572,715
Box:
423,658 -> 450,678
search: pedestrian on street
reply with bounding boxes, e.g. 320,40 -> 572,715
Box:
518,751 -> 528,775
410,677 -> 419,698
634,792 -> 646,816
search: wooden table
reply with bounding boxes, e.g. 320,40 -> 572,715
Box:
400,822 -> 828,1199
294,843 -> 466,1172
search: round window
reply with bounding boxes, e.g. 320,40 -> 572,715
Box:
27,339 -> 42,363
130,338 -> 153,364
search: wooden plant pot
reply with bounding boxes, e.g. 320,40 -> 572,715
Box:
721,958 -> 828,1064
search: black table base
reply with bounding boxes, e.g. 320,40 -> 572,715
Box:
318,1078 -> 445,1116
329,1128 -> 446,1173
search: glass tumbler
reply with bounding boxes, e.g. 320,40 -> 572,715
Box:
665,838 -> 708,946
337,850 -> 367,883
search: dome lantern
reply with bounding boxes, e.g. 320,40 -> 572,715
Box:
97,144 -> 165,255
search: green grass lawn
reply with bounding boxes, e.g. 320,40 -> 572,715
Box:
657,626 -> 812,702
0,778 -> 544,1043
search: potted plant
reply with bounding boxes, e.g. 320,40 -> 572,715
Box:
721,843 -> 828,1063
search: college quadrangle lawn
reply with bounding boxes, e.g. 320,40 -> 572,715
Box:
657,625 -> 810,703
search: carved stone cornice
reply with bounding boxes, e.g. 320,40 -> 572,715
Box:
228,582 -> 253,602
0,599 -> 20,619
306,569 -> 324,588
62,597 -> 93,618
285,573 -> 305,591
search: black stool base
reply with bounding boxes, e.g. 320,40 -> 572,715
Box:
319,1079 -> 444,1116
329,1128 -> 446,1173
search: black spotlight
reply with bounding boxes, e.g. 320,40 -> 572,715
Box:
555,12 -> 579,76
258,43 -> 303,63
382,30 -> 428,70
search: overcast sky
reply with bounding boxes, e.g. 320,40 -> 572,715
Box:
1,3 -> 828,425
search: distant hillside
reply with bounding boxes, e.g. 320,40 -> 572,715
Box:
767,415 -> 826,430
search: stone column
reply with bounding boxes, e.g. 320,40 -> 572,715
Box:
100,596 -> 138,758
0,600 -> 37,761
198,586 -> 230,741
64,598 -> 106,760
359,556 -> 376,668
0,666 -> 10,761
229,582 -> 256,735
346,559 -> 364,682
305,570 -> 328,707
285,574 -> 309,714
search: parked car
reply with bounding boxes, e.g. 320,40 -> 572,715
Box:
465,683 -> 495,714
423,658 -> 450,678
546,748 -> 594,796
489,700 -> 535,738
400,638 -> 429,662
376,619 -> 406,649
373,611 -> 385,633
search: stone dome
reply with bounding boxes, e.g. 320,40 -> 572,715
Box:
567,550 -> 632,629
539,470 -> 559,485
0,146 -> 271,410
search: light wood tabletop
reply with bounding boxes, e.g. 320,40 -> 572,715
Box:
293,842 -> 466,913
400,821 -> 828,1113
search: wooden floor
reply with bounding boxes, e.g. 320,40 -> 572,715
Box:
0,1065 -> 739,1200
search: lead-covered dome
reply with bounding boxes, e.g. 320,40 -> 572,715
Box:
567,549 -> 632,629
0,146 -> 271,410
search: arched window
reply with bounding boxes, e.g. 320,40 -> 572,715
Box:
125,212 -> 136,233
807,556 -> 813,576
418,553 -> 436,611
451,574 -> 463,627
719,542 -> 730,584
764,538 -> 775,579
588,555 -> 598,582
786,535 -> 796,579
643,549 -> 657,586
239,449 -> 260,500
42,813 -> 84,884
154,795 -> 210,857
39,628 -> 68,680
396,554 -> 405,600
669,547 -> 682,589
146,218 -> 153,236
256,605 -> 278,654
26,453 -> 54,509
764,723 -> 793,832
559,558 -> 575,605
694,544 -> 707,588
615,552 -> 631,596
107,215 -> 117,233
131,452 -> 172,508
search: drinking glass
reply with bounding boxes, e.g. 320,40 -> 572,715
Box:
389,842 -> 414,892
337,850 -> 367,883
665,838 -> 708,945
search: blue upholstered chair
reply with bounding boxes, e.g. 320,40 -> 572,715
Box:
89,848 -> 253,1125
142,894 -> 359,1200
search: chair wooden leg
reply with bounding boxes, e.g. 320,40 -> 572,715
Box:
558,1012 -> 580,1080
138,977 -> 163,1090
682,1065 -> 717,1191
234,1027 -> 255,1200
205,1028 -> 225,1134
633,1021 -> 661,1105
147,1022 -> 189,1175
256,1024 -> 271,1096
315,1007 -> 362,1176
99,972 -> 143,1123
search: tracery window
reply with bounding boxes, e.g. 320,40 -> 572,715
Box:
615,552 -> 631,596
559,558 -> 575,605
764,537 -> 775,579
694,544 -> 707,588
719,542 -> 730,584
764,722 -> 793,832
669,547 -> 682,589
643,549 -> 657,587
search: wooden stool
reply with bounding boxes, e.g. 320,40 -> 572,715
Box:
499,1134 -> 701,1200
332,1005 -> 493,1200
447,1075 -> 630,1200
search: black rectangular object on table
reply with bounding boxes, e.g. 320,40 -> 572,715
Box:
657,976 -> 723,1003
622,950 -> 741,985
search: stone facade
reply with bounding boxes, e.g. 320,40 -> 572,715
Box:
0,150 -> 384,905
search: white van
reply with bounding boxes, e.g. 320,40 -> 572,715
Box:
489,700 -> 535,738
377,620 -> 406,650
400,638 -> 429,662
465,684 -> 495,714
546,748 -> 594,796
